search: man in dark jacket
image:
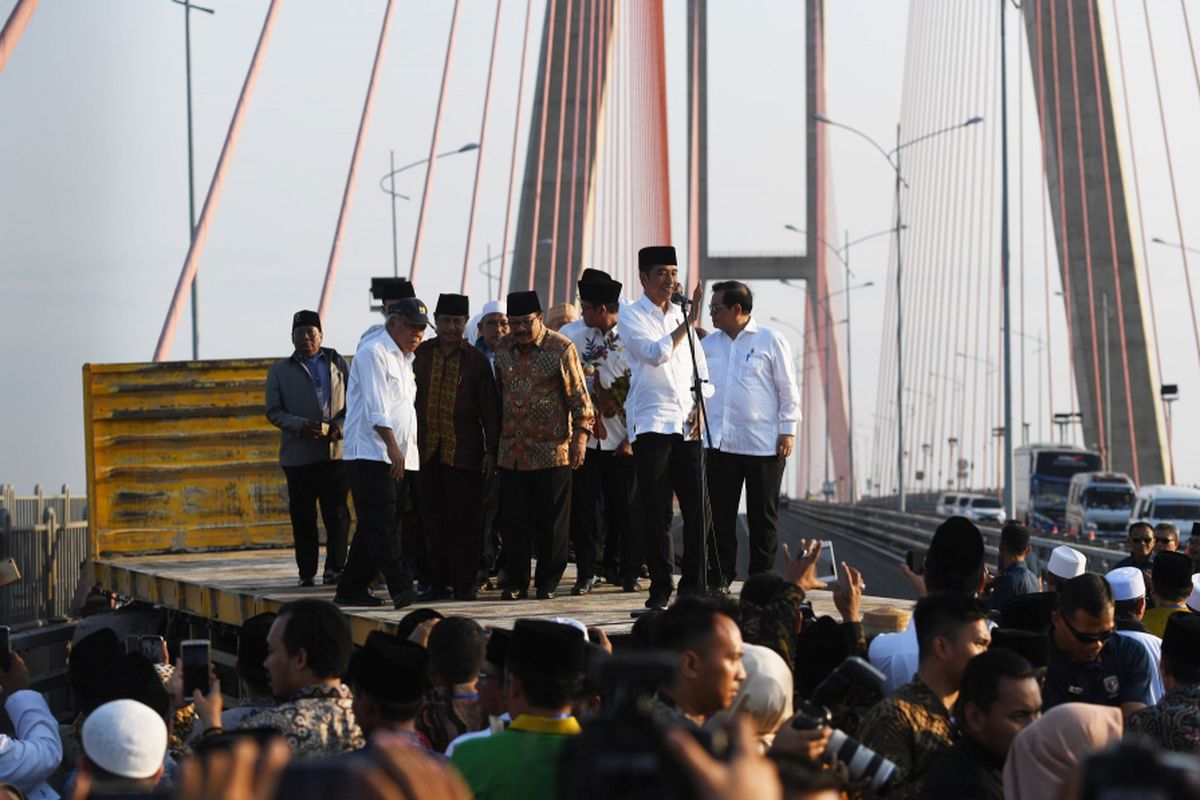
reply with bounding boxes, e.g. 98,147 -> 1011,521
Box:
265,310 -> 350,586
988,523 -> 1040,609
414,294 -> 501,600
921,649 -> 1041,800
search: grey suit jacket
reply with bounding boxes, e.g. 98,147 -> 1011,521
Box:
265,348 -> 349,466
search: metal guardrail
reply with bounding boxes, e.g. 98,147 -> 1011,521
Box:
793,501 -> 1125,575
0,485 -> 89,626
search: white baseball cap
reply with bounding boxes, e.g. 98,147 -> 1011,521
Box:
1047,546 -> 1087,580
1187,574 -> 1200,614
82,699 -> 167,780
1105,566 -> 1146,602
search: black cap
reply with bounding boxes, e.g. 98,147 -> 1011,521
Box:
1161,613 -> 1200,669
371,278 -> 416,301
509,619 -> 585,678
387,297 -> 432,327
435,293 -> 470,318
1000,591 -> 1058,632
579,268 -> 611,283
292,310 -> 321,331
989,628 -> 1049,669
394,608 -> 444,641
638,246 -> 677,270
485,628 -> 512,669
578,278 -> 622,305
926,516 -> 985,591
1154,551 -> 1194,595
348,631 -> 429,704
507,290 -> 542,317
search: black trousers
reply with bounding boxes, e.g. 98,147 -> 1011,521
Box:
480,473 -> 502,574
500,466 -> 571,594
337,460 -> 414,599
706,449 -> 786,580
571,448 -> 641,582
397,472 -> 430,585
419,460 -> 484,595
281,461 -> 349,580
633,433 -> 707,599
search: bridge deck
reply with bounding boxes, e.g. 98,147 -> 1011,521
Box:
90,548 -> 912,644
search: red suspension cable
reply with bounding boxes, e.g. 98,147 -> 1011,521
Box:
498,0 -> 535,298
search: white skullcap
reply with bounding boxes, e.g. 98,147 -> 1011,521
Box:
1047,546 -> 1087,580
82,699 -> 167,780
550,617 -> 588,638
1105,566 -> 1146,602
481,300 -> 507,317
1188,574 -> 1200,614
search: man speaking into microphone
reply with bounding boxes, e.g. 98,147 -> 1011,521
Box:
619,245 -> 710,609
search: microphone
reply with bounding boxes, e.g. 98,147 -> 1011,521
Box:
671,292 -> 692,307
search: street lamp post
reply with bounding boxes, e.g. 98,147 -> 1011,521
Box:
815,113 -> 983,512
783,224 -> 896,502
379,142 -> 478,277
167,0 -> 214,360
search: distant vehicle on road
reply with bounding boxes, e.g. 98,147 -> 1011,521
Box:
960,494 -> 1007,524
1014,445 -> 1102,532
935,493 -> 962,517
1064,472 -> 1135,539
1131,485 -> 1200,543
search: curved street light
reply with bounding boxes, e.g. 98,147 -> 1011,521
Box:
380,142 -> 479,276
815,112 -> 983,511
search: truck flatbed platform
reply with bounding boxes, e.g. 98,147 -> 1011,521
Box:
91,549 -> 909,643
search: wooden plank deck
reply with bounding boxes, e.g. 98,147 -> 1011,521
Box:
90,549 -> 912,644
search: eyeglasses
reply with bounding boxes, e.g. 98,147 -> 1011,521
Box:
1060,614 -> 1114,645
1154,537 -> 1176,545
1129,537 -> 1152,544
708,305 -> 726,314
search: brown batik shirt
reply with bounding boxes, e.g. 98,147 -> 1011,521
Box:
494,326 -> 594,470
238,683 -> 364,759
856,676 -> 954,800
414,339 -> 500,471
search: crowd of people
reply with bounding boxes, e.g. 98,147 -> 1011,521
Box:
7,246 -> 1200,797
264,245 -> 799,607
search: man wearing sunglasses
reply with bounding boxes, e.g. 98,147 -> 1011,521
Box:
1043,573 -> 1153,714
1115,521 -> 1156,574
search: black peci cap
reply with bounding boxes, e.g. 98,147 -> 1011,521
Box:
1000,592 -> 1058,633
507,290 -> 543,317
348,631 -> 429,704
435,293 -> 470,318
637,246 -> 677,271
1161,612 -> 1200,669
508,619 -> 585,679
578,278 -> 622,305
371,278 -> 416,301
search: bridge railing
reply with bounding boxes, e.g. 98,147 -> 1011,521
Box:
0,484 -> 89,626
793,501 -> 1125,576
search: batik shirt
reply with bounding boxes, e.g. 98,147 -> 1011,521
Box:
494,327 -> 594,470
563,323 -> 631,452
857,677 -> 954,800
1126,683 -> 1200,752
238,683 -> 364,759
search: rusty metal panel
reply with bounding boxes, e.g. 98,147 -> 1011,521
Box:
83,359 -> 294,557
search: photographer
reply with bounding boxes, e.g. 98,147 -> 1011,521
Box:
649,597 -> 747,730
858,592 -> 991,800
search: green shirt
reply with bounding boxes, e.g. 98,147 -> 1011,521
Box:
449,714 -> 581,800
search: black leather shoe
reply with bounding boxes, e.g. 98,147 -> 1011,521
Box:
392,588 -> 417,609
622,578 -> 643,593
645,594 -> 670,611
571,578 -> 598,596
501,588 -> 528,601
334,591 -> 384,607
298,577 -> 315,588
322,571 -> 341,586
536,589 -> 558,600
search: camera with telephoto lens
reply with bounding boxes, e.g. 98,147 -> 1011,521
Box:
558,650 -> 728,800
791,656 -> 898,794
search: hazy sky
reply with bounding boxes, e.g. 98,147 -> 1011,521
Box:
2,1 -> 1198,496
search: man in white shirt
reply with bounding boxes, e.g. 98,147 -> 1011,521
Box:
701,281 -> 800,587
1106,566 -> 1166,703
619,245 -> 708,609
0,653 -> 62,800
565,271 -> 641,595
334,298 -> 429,610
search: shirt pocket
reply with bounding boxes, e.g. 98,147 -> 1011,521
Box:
739,351 -> 771,376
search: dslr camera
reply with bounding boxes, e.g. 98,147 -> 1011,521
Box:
791,656 -> 898,794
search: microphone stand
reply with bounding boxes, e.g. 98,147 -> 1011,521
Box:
676,295 -> 721,595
